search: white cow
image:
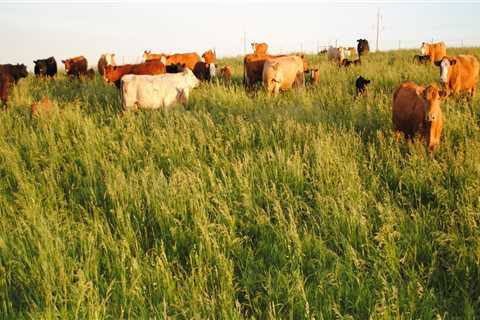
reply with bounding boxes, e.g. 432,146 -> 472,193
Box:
120,68 -> 200,111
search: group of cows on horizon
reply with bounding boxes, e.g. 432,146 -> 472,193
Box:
0,39 -> 479,152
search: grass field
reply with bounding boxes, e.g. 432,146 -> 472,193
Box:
1,48 -> 480,319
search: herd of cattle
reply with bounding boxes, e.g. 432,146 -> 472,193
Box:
0,39 -> 479,151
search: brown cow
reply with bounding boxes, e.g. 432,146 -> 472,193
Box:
62,56 -> 88,78
220,66 -> 233,84
202,50 -> 216,64
435,55 -> 479,98
244,53 -> 308,89
392,81 -> 446,151
143,50 -> 164,62
31,96 -> 53,118
193,62 -> 216,81
0,64 -> 28,106
103,60 -> 166,88
420,42 -> 447,64
311,68 -> 320,85
0,73 -> 10,106
97,53 -> 116,76
251,42 -> 268,54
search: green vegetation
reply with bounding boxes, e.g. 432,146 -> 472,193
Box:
1,48 -> 480,319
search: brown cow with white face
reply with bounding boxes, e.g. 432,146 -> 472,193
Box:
435,55 -> 479,98
392,81 -> 446,152
420,42 -> 447,64
97,53 -> 116,76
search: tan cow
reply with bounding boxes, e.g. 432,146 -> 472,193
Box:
435,55 -> 479,98
420,42 -> 447,64
262,55 -> 305,95
327,46 -> 345,62
244,53 -> 308,89
251,42 -> 268,54
311,68 -> 320,85
31,96 -> 53,118
143,50 -> 164,62
392,81 -> 446,151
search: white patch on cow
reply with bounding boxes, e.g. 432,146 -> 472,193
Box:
421,44 -> 427,55
209,63 -> 216,78
440,59 -> 449,83
160,56 -> 167,65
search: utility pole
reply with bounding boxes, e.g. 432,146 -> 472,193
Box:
376,8 -> 381,52
243,31 -> 247,55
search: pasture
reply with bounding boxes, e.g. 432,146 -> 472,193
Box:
1,48 -> 480,319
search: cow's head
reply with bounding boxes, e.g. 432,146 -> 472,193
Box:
182,68 -> 200,88
62,59 -> 72,73
418,84 -> 446,151
420,42 -> 430,56
34,60 -> 48,75
104,53 -> 116,66
143,50 -> 151,61
16,64 -> 28,79
265,62 -> 283,94
202,49 -> 216,64
435,56 -> 455,84
103,65 -> 119,83
311,68 -> 320,85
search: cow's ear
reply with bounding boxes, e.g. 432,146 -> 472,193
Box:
434,60 -> 442,67
300,54 -> 304,59
33,60 -> 37,64
449,58 -> 457,65
61,60 -> 65,63
439,90 -> 448,99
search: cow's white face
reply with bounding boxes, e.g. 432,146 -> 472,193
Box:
209,63 -> 216,78
439,59 -> 450,83
105,53 -> 115,66
420,43 -> 428,55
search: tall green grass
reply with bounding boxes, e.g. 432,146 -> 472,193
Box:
0,48 -> 479,319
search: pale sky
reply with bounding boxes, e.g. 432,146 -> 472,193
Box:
0,1 -> 479,71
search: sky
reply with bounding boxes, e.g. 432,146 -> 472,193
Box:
0,1 -> 479,71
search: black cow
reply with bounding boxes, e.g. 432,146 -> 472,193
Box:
34,57 -> 57,77
413,54 -> 430,64
357,39 -> 370,57
355,76 -> 371,96
166,63 -> 186,73
340,59 -> 362,67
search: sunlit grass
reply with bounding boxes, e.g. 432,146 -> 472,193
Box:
0,48 -> 479,319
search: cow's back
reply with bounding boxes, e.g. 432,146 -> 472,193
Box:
452,55 -> 480,90
392,81 -> 425,137
167,53 -> 201,70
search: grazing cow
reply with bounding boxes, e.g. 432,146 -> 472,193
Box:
355,76 -> 370,96
420,42 -> 447,64
357,39 -> 370,57
435,55 -> 479,98
166,63 -> 186,73
413,54 -> 430,64
120,69 -> 200,111
311,68 -> 320,85
327,46 -> 345,62
244,53 -> 307,89
392,81 -> 445,151
143,51 -> 201,71
262,55 -> 305,95
340,59 -> 361,67
220,66 -> 233,83
62,56 -> 88,78
251,42 -> 268,54
104,60 -> 166,88
34,57 -> 57,78
31,96 -> 53,118
97,53 -> 116,76
202,50 -> 216,64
